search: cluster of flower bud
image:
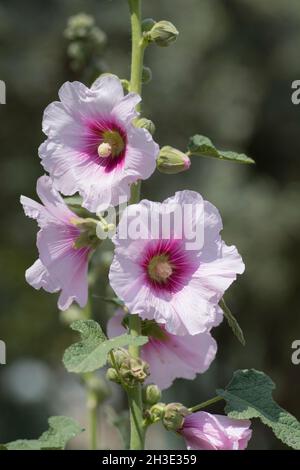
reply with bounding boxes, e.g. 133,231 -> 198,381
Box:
106,348 -> 150,388
146,402 -> 190,431
64,13 -> 107,77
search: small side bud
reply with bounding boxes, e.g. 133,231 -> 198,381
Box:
157,146 -> 191,174
106,367 -> 120,383
148,402 -> 166,423
107,348 -> 129,368
136,118 -> 156,135
142,66 -> 152,84
162,403 -> 190,432
128,357 -> 150,384
142,18 -> 156,33
147,20 -> 179,48
143,384 -> 162,406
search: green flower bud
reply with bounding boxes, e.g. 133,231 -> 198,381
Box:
142,66 -> 152,84
147,20 -> 179,47
148,402 -> 166,423
142,18 -> 156,33
108,348 -> 129,368
143,384 -> 162,406
135,118 -> 156,135
162,403 -> 189,432
106,367 -> 120,383
128,357 -> 150,383
157,146 -> 191,174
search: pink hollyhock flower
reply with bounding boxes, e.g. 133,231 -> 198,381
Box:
39,74 -> 159,212
109,190 -> 244,336
107,309 -> 220,390
180,412 -> 252,450
21,175 -> 91,310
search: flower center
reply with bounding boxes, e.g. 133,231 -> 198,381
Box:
147,254 -> 173,284
98,130 -> 125,158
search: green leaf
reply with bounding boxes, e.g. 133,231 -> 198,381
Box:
63,319 -> 148,373
188,135 -> 255,164
219,298 -> 245,346
2,416 -> 83,450
217,369 -> 300,450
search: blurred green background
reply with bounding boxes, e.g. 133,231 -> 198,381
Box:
1,0 -> 300,450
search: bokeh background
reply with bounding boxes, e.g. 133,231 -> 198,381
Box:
1,0 -> 300,450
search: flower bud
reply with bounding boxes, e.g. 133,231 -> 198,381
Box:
107,348 -> 129,368
147,20 -> 179,47
148,403 -> 166,423
162,403 -> 190,432
128,357 -> 150,383
157,146 -> 191,174
142,66 -> 152,84
143,384 -> 162,406
142,18 -> 156,33
135,118 -> 156,135
106,367 -> 120,383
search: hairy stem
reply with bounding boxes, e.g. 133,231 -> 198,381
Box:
86,378 -> 98,450
82,300 -> 100,449
127,0 -> 146,450
189,396 -> 224,413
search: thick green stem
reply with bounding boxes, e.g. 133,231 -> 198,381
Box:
82,300 -> 100,450
128,0 -> 145,205
128,0 -> 145,97
189,396 -> 224,413
87,382 -> 98,450
127,0 -> 147,450
127,314 -> 145,450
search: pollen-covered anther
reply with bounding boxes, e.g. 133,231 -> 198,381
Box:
97,142 -> 112,158
98,130 -> 125,159
148,255 -> 173,283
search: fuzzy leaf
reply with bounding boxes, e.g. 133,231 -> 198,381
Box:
217,369 -> 300,450
219,298 -> 245,346
63,319 -> 148,373
188,135 -> 255,164
2,416 -> 83,450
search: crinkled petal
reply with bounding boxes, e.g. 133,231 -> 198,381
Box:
182,412 -> 252,450
25,259 -> 60,293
